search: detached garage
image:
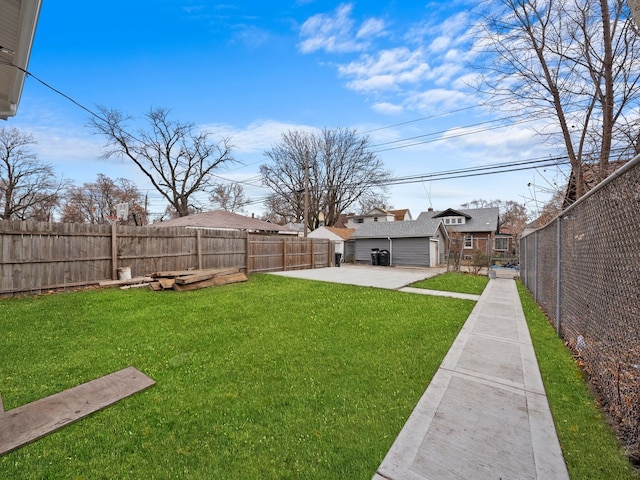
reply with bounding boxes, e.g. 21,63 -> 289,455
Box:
351,218 -> 448,267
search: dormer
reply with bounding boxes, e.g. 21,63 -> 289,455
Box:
432,208 -> 472,226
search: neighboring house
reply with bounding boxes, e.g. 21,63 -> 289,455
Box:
154,210 -> 295,234
0,0 -> 42,119
283,222 -> 305,236
418,207 -> 512,257
346,208 -> 412,229
350,218 -> 448,267
308,226 -> 356,260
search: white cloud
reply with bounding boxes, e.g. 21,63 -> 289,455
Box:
372,102 -> 405,115
357,17 -> 386,39
406,88 -> 474,113
232,25 -> 271,49
298,3 -> 385,54
339,47 -> 430,92
201,120 -> 319,154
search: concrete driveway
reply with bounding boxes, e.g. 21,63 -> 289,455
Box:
268,264 -> 446,290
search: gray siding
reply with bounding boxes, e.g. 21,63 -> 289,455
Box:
392,238 -> 430,266
355,237 -> 432,266
355,238 -> 391,263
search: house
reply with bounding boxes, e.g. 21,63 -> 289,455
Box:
418,207 -> 512,257
346,208 -> 412,229
154,210 -> 296,234
308,226 -> 356,261
0,0 -> 42,119
350,218 -> 448,267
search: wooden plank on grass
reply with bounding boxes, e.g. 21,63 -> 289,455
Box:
152,269 -> 196,278
174,268 -> 240,285
99,277 -> 154,288
172,277 -> 218,291
0,367 -> 155,456
172,272 -> 247,292
158,278 -> 176,290
174,272 -> 215,285
214,272 -> 248,286
153,268 -> 239,279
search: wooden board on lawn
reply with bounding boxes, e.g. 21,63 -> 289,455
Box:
174,268 -> 240,285
174,272 -> 215,285
0,367 -> 155,456
172,272 -> 247,291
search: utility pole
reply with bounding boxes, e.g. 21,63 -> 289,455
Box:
304,150 -> 309,237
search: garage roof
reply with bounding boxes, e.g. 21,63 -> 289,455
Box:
351,218 -> 446,239
0,0 -> 42,120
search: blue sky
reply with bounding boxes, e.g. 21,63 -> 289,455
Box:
6,0 -> 569,221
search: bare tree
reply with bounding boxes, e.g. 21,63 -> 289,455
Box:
209,183 -> 249,213
61,173 -> 146,225
89,107 -> 234,217
357,192 -> 392,214
535,188 -> 566,226
0,127 -> 67,221
260,127 -> 390,231
260,194 -> 298,225
474,0 -> 640,200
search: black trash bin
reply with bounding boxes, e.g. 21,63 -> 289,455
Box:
370,248 -> 380,265
335,252 -> 342,267
378,249 -> 390,266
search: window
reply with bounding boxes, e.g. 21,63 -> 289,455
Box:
374,217 -> 378,222
464,235 -> 473,249
495,237 -> 509,251
356,218 -> 364,224
443,216 -> 465,225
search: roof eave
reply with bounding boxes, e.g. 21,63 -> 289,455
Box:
0,0 -> 42,120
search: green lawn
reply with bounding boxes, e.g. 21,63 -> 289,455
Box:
518,282 -> 639,480
410,271 -> 489,295
0,274 -> 475,479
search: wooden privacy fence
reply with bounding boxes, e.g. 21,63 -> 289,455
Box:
0,220 -> 333,296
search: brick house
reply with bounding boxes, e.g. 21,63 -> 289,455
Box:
417,207 -> 513,258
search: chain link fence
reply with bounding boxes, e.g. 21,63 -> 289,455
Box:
521,155 -> 640,457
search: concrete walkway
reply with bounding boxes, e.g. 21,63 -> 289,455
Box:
373,278 -> 569,479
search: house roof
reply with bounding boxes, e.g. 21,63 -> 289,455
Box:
431,208 -> 472,219
351,218 -> 445,239
154,210 -> 293,233
417,207 -> 499,233
387,208 -> 411,221
350,207 -> 391,219
308,226 -> 355,241
0,0 -> 42,120
324,226 -> 356,240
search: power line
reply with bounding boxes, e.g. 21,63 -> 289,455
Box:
371,116 -> 541,153
359,105 -> 481,134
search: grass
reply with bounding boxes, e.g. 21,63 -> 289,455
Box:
517,281 -> 639,480
409,271 -> 489,295
0,274 -> 475,479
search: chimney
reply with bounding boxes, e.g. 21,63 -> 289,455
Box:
428,207 -> 433,212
